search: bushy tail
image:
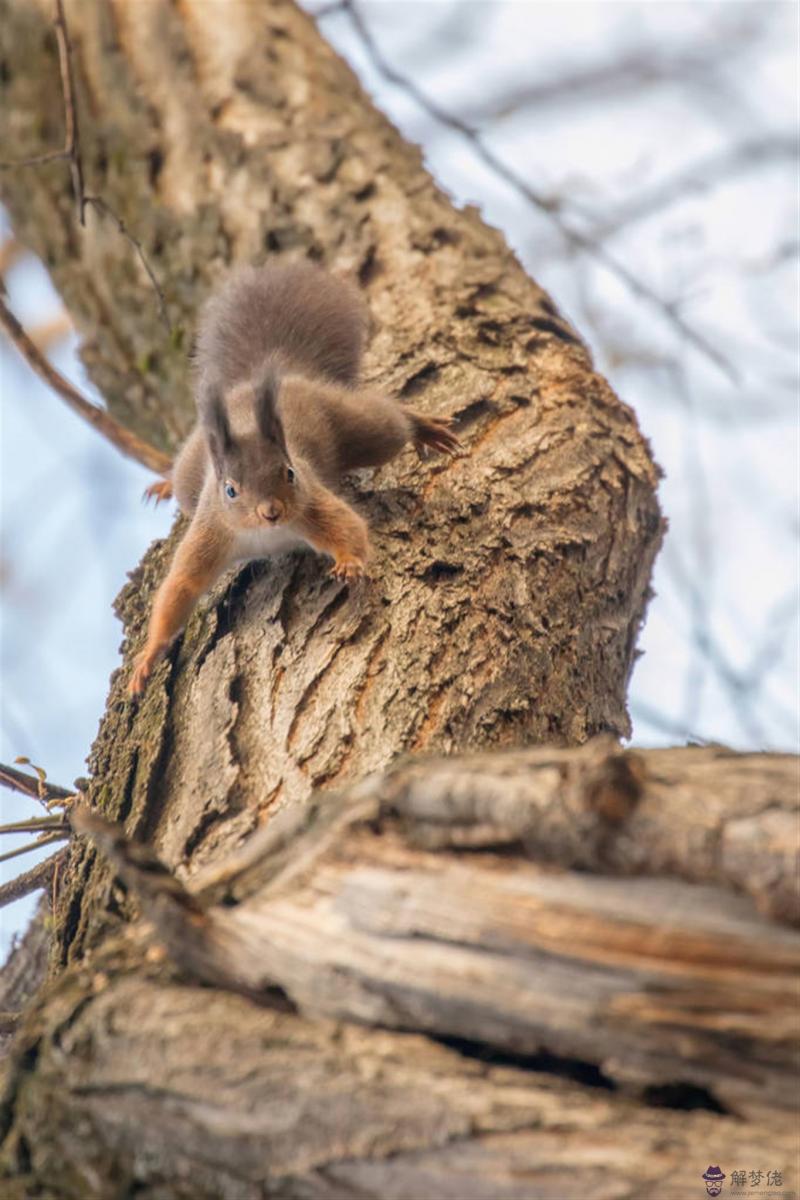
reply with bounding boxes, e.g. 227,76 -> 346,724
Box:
194,261 -> 368,391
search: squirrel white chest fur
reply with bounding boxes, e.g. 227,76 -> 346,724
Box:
230,524 -> 306,565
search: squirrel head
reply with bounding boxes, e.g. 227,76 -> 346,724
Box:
200,366 -> 304,528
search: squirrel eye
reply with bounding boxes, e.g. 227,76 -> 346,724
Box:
224,481 -> 238,500
286,466 -> 296,485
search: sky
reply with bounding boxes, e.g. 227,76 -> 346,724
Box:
1,0 -> 797,954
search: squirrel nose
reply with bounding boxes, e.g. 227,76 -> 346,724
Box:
257,500 -> 283,523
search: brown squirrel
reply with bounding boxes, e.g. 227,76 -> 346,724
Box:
129,261 -> 458,695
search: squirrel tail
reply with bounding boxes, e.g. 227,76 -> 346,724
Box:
194,261 -> 368,391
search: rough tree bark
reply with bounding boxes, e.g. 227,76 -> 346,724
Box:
1,2 -> 796,1198
1,744 -> 799,1198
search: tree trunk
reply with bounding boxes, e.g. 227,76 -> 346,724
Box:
3,2 -> 794,1198
2,744 -> 799,1198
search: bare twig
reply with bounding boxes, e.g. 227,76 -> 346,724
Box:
0,762 -> 73,807
741,589 -> 800,697
588,135 -> 799,241
83,195 -> 171,330
0,296 -> 172,475
0,149 -> 70,170
1,0 -> 170,328
462,18 -> 760,122
662,545 -> 794,746
0,816 -> 68,837
0,850 -> 63,911
342,0 -> 738,383
630,700 -> 701,743
0,832 -> 69,867
53,0 -> 85,224
0,1 -> 82,210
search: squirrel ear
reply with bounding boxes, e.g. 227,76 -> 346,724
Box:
199,384 -> 232,479
253,365 -> 288,457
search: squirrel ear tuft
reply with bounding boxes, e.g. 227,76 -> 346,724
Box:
199,384 -> 232,479
253,365 -> 287,456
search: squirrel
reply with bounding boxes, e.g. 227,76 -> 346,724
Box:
129,260 -> 459,695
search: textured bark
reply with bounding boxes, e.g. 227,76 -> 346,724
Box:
342,741 -> 800,925
0,902 -> 50,1059
2,975 -> 798,1200
1,745 -> 799,1198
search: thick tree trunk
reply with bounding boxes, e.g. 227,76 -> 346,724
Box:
4,3 -> 794,1198
1,745 -> 799,1198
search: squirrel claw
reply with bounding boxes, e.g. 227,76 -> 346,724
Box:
414,416 -> 461,458
128,661 -> 150,697
129,646 -> 164,696
143,479 -> 173,506
330,557 -> 366,583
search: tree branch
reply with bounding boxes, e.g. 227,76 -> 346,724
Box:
0,296 -> 172,475
342,0 -> 738,383
0,850 -> 63,911
463,14 -> 762,121
588,134 -> 799,241
0,0 -> 170,328
52,0 -> 84,224
0,832 -> 68,866
82,194 -> 171,330
0,762 -> 73,807
58,743 -> 800,1150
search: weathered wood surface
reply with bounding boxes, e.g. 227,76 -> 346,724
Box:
2,744 -> 799,1197
334,742 -> 799,923
3,966 -> 797,1200
77,743 -> 800,1123
0,901 -> 49,1058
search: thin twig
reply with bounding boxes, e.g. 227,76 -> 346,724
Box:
0,296 -> 172,475
664,546 -> 774,746
1,0 -> 170,327
587,135 -> 799,242
53,0 -> 85,224
0,816 -> 68,837
342,0 -> 738,384
0,762 -> 73,806
0,832 -> 69,866
740,589 -> 800,696
0,149 -> 70,170
84,195 -> 171,330
0,0 -> 82,208
0,850 -> 63,911
630,701 -> 701,743
462,18 -> 759,123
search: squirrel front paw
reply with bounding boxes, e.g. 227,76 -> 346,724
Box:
129,645 -> 165,696
330,555 -> 366,583
143,478 -> 173,506
412,414 -> 460,458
